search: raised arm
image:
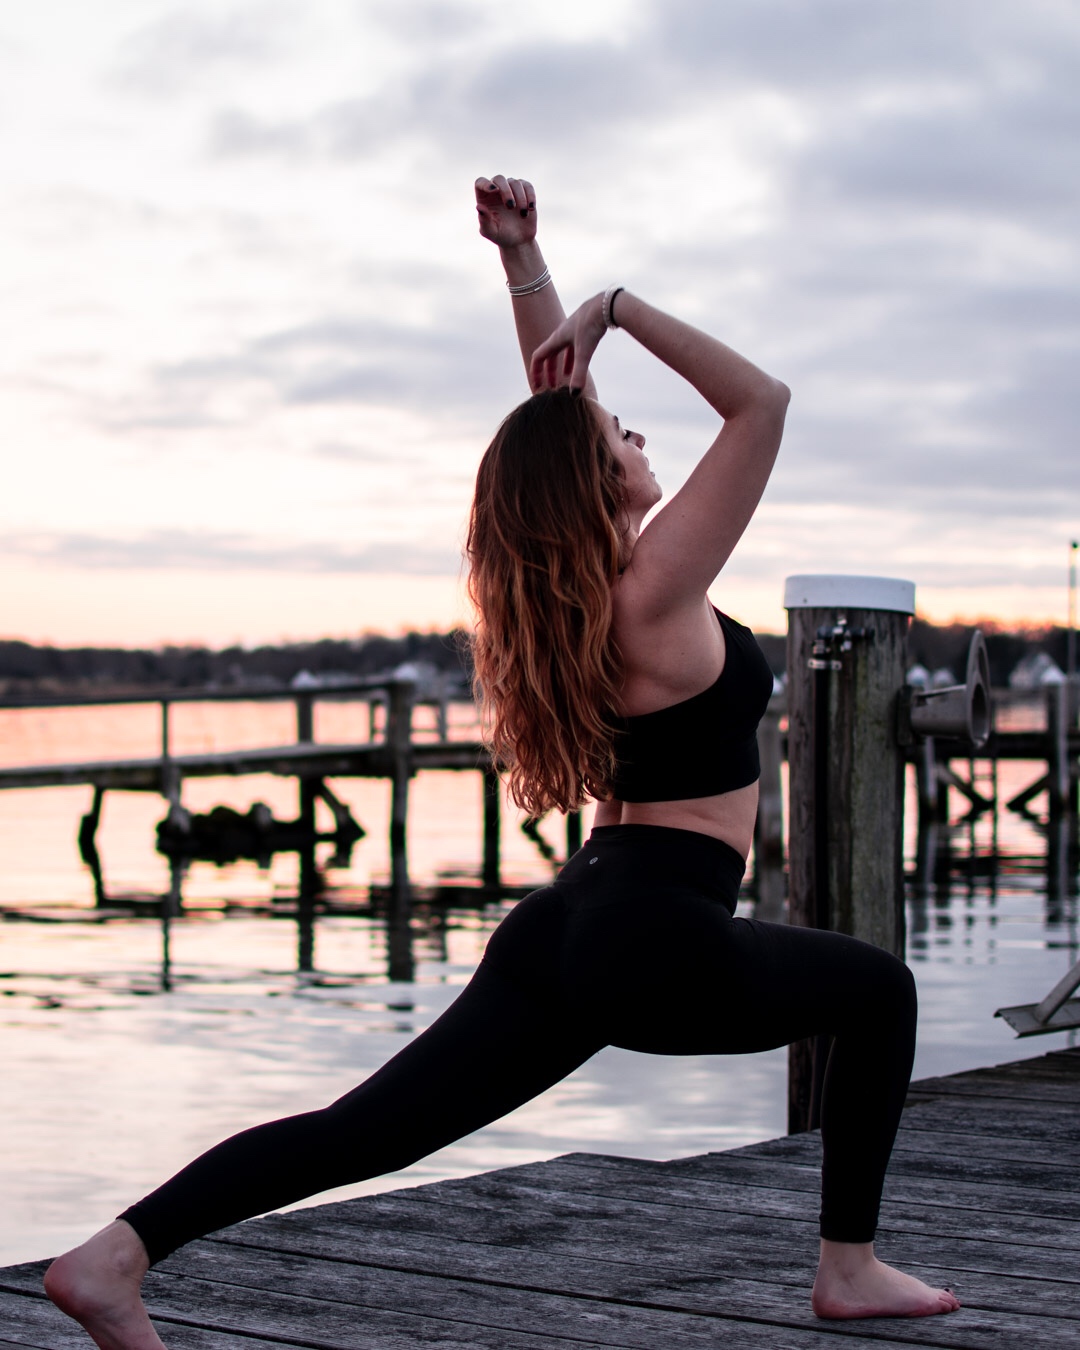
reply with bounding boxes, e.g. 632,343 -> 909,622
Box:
531,290 -> 790,606
475,175 -> 598,400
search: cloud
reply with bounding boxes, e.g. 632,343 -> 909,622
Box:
204,33 -> 669,166
109,3 -> 298,95
208,106 -> 317,159
2,529 -> 461,576
9,0 -> 1079,628
648,0 -> 1071,94
96,303 -> 522,434
312,441 -> 391,464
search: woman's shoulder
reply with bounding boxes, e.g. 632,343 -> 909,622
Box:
611,579 -> 727,714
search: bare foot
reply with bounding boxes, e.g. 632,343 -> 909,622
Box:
812,1239 -> 961,1320
44,1221 -> 167,1350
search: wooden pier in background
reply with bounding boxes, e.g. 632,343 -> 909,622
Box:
911,684 -> 1079,823
0,679 -> 516,898
0,681 -> 1075,910
1,1046 -> 1078,1347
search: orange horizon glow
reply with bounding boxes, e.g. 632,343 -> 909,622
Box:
4,559 -> 1074,650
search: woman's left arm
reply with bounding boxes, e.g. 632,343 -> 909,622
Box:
475,176 -> 598,399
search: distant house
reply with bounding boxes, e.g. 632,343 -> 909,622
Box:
1008,651 -> 1065,689
906,664 -> 957,689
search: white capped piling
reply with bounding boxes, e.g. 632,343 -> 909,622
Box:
784,575 -> 914,1134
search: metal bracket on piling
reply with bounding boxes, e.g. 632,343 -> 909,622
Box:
808,615 -> 875,671
896,630 -> 992,751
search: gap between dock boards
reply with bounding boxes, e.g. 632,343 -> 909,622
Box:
1,1047 -> 1078,1347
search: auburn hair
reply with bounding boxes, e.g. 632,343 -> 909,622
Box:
466,388 -> 627,816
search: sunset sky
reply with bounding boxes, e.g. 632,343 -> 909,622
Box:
3,0 -> 1078,647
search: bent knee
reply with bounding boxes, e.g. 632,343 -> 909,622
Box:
866,947 -> 917,1021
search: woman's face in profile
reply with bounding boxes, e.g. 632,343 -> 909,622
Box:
596,403 -> 662,513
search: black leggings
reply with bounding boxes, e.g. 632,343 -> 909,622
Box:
119,824 -> 916,1263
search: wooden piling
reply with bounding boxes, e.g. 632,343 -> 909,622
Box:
293,690 -> 320,964
295,693 -> 314,743
386,679 -> 414,898
914,736 -> 944,823
784,575 -> 914,1134
1047,682 -> 1071,817
753,707 -> 785,922
565,810 -> 582,859
482,767 -> 501,888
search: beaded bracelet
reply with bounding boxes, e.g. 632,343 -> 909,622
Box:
602,284 -> 625,329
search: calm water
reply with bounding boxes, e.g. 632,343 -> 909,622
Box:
1,697 -> 1077,1266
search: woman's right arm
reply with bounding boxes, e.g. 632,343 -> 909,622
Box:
532,290 -> 790,606
475,176 -> 598,400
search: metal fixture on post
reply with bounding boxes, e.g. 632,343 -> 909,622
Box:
897,630 -> 992,751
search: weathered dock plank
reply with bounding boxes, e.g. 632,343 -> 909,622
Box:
705,1154 -> 1078,1223
0,739 -> 489,792
0,1257 -> 895,1349
3,1048 -> 1079,1348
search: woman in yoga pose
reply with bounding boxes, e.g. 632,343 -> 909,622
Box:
45,176 -> 959,1347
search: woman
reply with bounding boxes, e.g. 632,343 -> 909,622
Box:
45,177 -> 959,1348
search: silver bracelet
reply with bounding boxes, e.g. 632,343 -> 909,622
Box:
602,284 -> 625,329
507,267 -> 552,296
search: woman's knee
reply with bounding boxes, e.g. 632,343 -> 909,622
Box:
862,946 -> 917,1027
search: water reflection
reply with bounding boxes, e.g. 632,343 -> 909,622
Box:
104,834 -> 554,996
64,788 -> 1080,1004
4,781 -> 1080,1269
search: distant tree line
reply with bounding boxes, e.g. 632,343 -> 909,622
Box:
0,619 -> 1072,696
0,630 -> 472,696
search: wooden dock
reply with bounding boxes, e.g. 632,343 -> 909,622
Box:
0,679 -> 511,901
1,1046 -> 1077,1348
1,682 -> 1075,894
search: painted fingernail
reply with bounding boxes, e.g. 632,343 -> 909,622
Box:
520,208 -> 528,217
506,199 -> 514,208
528,200 -> 535,208
570,386 -> 582,398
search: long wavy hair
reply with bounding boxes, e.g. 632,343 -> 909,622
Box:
466,388 -> 627,816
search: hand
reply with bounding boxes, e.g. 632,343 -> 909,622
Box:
475,175 -> 537,249
530,293 -> 606,393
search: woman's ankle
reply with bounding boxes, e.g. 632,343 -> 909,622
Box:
817,1238 -> 876,1276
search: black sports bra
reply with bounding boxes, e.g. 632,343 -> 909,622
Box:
609,608 -> 774,802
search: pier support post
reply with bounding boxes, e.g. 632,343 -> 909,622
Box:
784,575 -> 914,1135
78,785 -> 105,863
565,809 -> 583,859
482,765 -> 501,889
295,693 -> 314,743
79,785 -> 108,907
296,838 -> 318,973
387,678 -> 415,899
385,679 -> 416,982
914,738 -> 946,824
1047,683 -> 1071,818
293,689 -> 320,962
753,705 -> 785,922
